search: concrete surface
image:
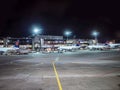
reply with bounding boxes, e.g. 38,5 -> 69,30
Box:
0,50 -> 120,90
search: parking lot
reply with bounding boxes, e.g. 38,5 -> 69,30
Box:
0,50 -> 120,90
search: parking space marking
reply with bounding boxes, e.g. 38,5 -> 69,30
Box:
52,61 -> 63,90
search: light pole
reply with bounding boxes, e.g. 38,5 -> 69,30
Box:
64,30 -> 72,41
64,30 -> 72,44
33,27 -> 42,51
92,31 -> 99,44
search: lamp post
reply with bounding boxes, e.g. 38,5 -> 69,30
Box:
64,30 -> 72,44
64,30 -> 72,40
92,31 -> 99,44
33,27 -> 42,51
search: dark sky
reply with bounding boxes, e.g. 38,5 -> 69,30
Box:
0,0 -> 120,40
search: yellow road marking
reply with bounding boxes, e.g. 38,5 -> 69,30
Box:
52,62 -> 63,90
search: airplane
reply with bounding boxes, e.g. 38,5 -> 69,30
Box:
0,40 -> 30,55
107,43 -> 120,49
87,44 -> 110,50
0,46 -> 19,55
57,45 -> 80,52
0,46 -> 32,55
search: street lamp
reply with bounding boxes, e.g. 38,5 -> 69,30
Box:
33,27 -> 42,35
92,31 -> 99,44
64,30 -> 72,41
32,27 -> 43,51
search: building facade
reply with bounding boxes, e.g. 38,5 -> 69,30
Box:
32,35 -> 64,51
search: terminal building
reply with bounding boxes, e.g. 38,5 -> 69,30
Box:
32,35 -> 64,51
0,35 -> 65,51
1,37 -> 32,48
0,35 -> 100,51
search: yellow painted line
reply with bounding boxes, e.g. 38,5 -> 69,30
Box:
52,62 -> 63,90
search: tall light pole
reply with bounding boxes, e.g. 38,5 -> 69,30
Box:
64,30 -> 72,45
64,30 -> 72,41
92,31 -> 99,44
32,27 -> 42,51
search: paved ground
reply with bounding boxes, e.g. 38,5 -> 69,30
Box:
0,50 -> 120,90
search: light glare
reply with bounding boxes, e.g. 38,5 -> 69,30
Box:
92,31 -> 99,36
64,31 -> 72,36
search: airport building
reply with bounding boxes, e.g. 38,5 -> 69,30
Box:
32,35 -> 64,51
0,35 -> 101,51
0,35 -> 93,47
0,35 -> 64,51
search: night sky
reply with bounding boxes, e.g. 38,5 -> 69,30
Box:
0,0 -> 120,40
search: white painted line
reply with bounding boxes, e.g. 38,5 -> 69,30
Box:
71,61 -> 120,64
43,73 -> 120,78
0,73 -> 120,80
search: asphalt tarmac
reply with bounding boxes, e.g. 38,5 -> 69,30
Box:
0,50 -> 120,90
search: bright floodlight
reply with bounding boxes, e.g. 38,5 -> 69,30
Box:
34,28 -> 39,34
64,30 -> 72,36
33,27 -> 42,34
92,31 -> 99,36
64,30 -> 72,40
